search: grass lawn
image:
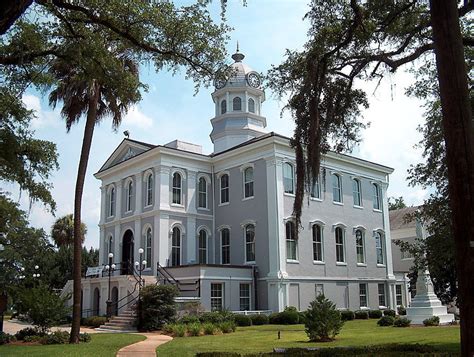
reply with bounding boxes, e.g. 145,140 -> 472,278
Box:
0,333 -> 145,357
157,320 -> 460,357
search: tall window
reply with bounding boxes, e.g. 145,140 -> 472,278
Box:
171,227 -> 181,266
396,284 -> 403,306
315,284 -> 324,297
126,180 -> 133,211
355,229 -> 365,264
375,232 -> 384,265
220,174 -> 229,204
239,283 -> 251,311
145,227 -> 152,268
211,283 -> 224,311
335,227 -> 345,263
233,96 -> 242,111
221,99 -> 227,114
198,177 -> 207,208
359,283 -> 368,308
373,183 -> 381,210
286,221 -> 297,260
378,283 -> 386,307
221,228 -> 230,264
172,172 -> 182,205
146,173 -> 153,206
245,224 -> 255,262
198,229 -> 207,264
352,178 -> 361,206
248,98 -> 255,113
311,176 -> 321,199
243,167 -> 254,198
312,224 -> 323,262
283,163 -> 294,194
332,174 -> 342,203
109,187 -> 115,216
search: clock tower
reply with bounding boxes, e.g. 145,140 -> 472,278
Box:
210,46 -> 266,154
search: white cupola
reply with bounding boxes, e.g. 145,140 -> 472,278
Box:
210,45 -> 266,153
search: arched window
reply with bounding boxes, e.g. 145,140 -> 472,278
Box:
146,173 -> 153,206
171,227 -> 181,266
286,221 -> 297,260
126,180 -> 133,212
198,229 -> 207,264
220,174 -> 229,204
283,163 -> 294,194
332,174 -> 342,203
311,175 -> 321,199
109,187 -> 115,216
145,227 -> 152,268
243,167 -> 254,198
172,172 -> 182,205
221,228 -> 230,264
373,183 -> 381,210
245,224 -> 255,262
355,229 -> 365,264
221,99 -> 227,114
198,177 -> 207,208
248,98 -> 255,113
233,96 -> 242,111
352,179 -> 361,206
375,232 -> 384,265
335,227 -> 345,263
312,225 -> 323,262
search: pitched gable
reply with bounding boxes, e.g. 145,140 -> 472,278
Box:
97,138 -> 155,173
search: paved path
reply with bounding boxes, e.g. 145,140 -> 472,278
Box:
116,333 -> 173,357
2,319 -> 97,334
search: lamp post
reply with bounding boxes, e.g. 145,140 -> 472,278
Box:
134,248 -> 147,328
105,253 -> 116,318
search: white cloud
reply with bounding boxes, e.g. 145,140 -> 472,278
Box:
22,94 -> 61,129
122,105 -> 154,129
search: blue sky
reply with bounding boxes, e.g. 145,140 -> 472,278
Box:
8,1 -> 428,248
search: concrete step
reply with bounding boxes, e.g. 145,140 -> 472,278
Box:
96,325 -> 137,333
111,317 -> 135,323
104,321 -> 134,327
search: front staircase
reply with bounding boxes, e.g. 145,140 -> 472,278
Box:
97,308 -> 137,332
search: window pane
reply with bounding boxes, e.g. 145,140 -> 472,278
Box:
198,177 -> 207,208
244,167 -> 254,198
335,227 -> 344,262
356,230 -> 365,264
146,228 -> 152,268
332,174 -> 341,202
311,176 -> 321,199
375,232 -> 384,265
378,283 -> 386,307
171,228 -> 181,266
233,97 -> 242,111
239,283 -> 251,311
221,100 -> 227,114
172,173 -> 181,205
286,222 -> 297,260
221,228 -> 230,264
211,283 -> 223,311
373,184 -> 380,209
396,284 -> 403,306
245,225 -> 255,262
220,174 -> 229,203
312,225 -> 323,261
199,230 -> 207,264
283,163 -> 294,194
248,98 -> 255,113
352,179 -> 361,206
359,283 -> 367,307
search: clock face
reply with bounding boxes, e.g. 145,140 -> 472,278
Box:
214,77 -> 227,89
246,72 -> 261,88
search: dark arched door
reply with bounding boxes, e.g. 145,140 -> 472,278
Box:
111,287 -> 119,316
93,288 -> 100,316
122,230 -> 134,274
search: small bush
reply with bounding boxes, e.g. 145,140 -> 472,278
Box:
250,314 -> 269,325
394,317 -> 411,327
368,310 -> 383,319
162,323 -> 174,334
0,332 -> 15,345
383,309 -> 396,317
79,333 -> 91,343
15,327 -> 44,341
377,316 -> 395,326
24,335 -> 42,343
199,311 -> 226,324
354,310 -> 369,319
187,322 -> 202,336
304,295 -> 344,342
218,321 -> 236,333
397,305 -> 407,315
179,315 -> 200,324
203,322 -> 217,335
82,316 -> 107,328
138,284 -> 179,331
340,310 -> 355,321
172,323 -> 186,337
268,313 -> 280,324
298,311 -> 307,324
278,307 -> 300,325
233,314 -> 252,326
40,330 -> 69,345
423,316 -> 440,327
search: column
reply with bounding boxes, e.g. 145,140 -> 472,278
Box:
114,224 -> 121,263
187,217 -> 196,264
187,170 -> 197,214
244,90 -> 248,112
265,157 -> 281,277
159,214 -> 170,266
154,166 -> 161,209
135,172 -> 143,214
134,218 -> 142,263
381,181 -> 395,280
100,186 -> 106,225
99,227 -> 105,265
159,166 -> 171,210
115,180 -> 122,220
153,215 -> 160,275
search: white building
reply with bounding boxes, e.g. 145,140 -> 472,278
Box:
66,49 -> 408,316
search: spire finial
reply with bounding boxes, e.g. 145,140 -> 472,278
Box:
231,41 -> 245,62
236,41 -> 240,53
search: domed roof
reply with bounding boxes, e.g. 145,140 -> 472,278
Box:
214,44 -> 260,89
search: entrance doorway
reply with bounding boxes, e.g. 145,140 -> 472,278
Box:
93,288 -> 100,316
122,230 -> 134,274
111,287 -> 119,316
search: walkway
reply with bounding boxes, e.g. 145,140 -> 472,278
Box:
2,319 -> 97,335
116,333 -> 173,357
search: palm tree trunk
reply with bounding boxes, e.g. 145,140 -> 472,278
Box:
70,81 -> 100,343
430,1 -> 474,355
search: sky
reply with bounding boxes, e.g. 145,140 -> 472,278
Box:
6,0 -> 429,249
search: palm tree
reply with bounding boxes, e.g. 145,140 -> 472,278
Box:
48,49 -> 141,342
51,214 -> 86,248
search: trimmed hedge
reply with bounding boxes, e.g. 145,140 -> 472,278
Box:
15,327 -> 44,341
423,316 -> 440,327
250,314 -> 269,325
397,305 -> 407,316
354,310 -> 369,319
81,316 -> 107,328
268,309 -> 299,325
377,316 -> 395,326
340,310 -> 355,321
179,315 -> 200,324
368,310 -> 383,319
383,309 -> 396,317
234,314 -> 252,326
0,332 -> 15,345
394,317 -> 411,327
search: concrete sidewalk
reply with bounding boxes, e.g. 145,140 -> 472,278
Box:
2,319 -> 97,334
116,333 -> 173,357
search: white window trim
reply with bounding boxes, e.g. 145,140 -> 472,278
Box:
142,224 -> 153,270
219,226 -> 231,265
282,161 -> 295,195
359,283 -> 369,309
241,164 -> 255,200
333,223 -> 347,264
352,177 -> 363,208
239,282 -> 252,311
210,282 -> 225,311
143,169 -> 154,208
197,227 -> 210,265
197,174 -> 210,210
371,181 -> 382,211
373,228 -> 385,266
242,221 -> 256,264
124,177 -> 134,213
331,171 -> 343,204
353,225 -> 367,265
310,173 -> 322,201
171,168 -> 186,207
310,221 -> 325,263
107,184 -> 116,218
169,224 -> 184,267
218,171 -> 230,206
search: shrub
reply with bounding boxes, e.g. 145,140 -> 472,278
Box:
304,294 -> 344,342
196,353 -> 240,357
298,311 -> 307,324
0,332 -> 15,345
162,323 -> 174,334
203,322 -> 217,335
218,321 -> 236,333
394,317 -> 411,327
79,333 -> 91,343
383,309 -> 396,317
368,310 -> 383,319
278,307 -> 300,325
24,335 -> 42,343
40,330 -> 69,345
354,310 -> 369,319
15,327 -> 44,341
199,311 -> 226,324
250,314 -> 269,325
423,316 -> 440,327
171,323 -> 186,337
187,322 -> 202,336
377,316 -> 395,326
233,314 -> 252,326
82,316 -> 107,328
137,285 -> 179,331
268,313 -> 280,324
397,305 -> 407,315
179,315 -> 200,324
340,310 -> 355,321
